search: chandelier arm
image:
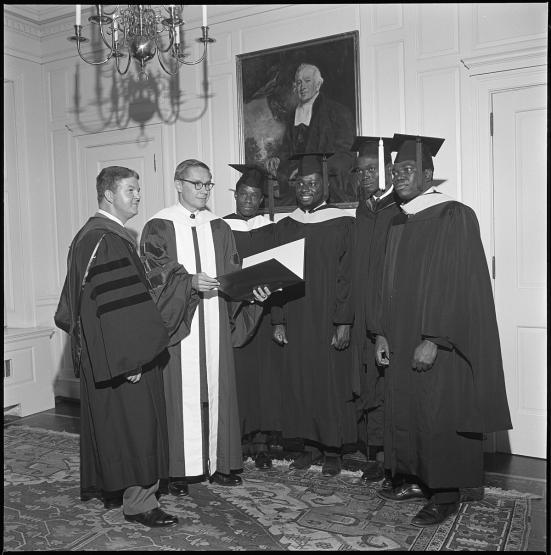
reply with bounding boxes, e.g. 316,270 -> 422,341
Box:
98,20 -> 115,50
155,29 -> 174,54
114,48 -> 132,75
76,37 -> 114,65
176,41 -> 207,66
156,48 -> 183,77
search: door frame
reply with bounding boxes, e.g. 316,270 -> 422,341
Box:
460,64 -> 546,453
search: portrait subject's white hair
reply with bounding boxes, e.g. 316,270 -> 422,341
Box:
294,63 -> 324,88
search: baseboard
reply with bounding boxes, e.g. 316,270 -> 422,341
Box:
54,375 -> 80,400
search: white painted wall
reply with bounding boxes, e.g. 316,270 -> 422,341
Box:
3,3 -> 547,400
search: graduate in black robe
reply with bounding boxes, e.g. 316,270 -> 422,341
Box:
370,136 -> 512,528
54,166 -> 196,528
349,136 -> 401,486
272,154 -> 357,477
223,164 -> 282,470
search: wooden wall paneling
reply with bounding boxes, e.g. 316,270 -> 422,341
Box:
372,4 -> 404,34
208,72 -> 239,217
3,68 -> 35,327
416,3 -> 459,59
239,4 -> 359,54
473,3 -> 547,50
373,42 -> 406,137
417,67 -> 462,201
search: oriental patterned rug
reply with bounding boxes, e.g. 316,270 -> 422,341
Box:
4,426 -> 544,551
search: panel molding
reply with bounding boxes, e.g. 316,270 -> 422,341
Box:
461,46 -> 547,76
371,4 -> 403,33
416,4 -> 459,60
373,41 -> 405,136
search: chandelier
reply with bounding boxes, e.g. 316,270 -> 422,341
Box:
68,5 -> 214,80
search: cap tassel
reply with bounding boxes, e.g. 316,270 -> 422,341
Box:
322,155 -> 329,199
415,136 -> 423,191
378,139 -> 385,191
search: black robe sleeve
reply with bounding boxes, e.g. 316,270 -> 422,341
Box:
140,218 -> 200,346
332,216 -> 355,325
420,202 -> 512,432
214,219 -> 265,348
79,234 -> 169,383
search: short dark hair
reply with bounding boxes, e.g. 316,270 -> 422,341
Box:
174,159 -> 211,181
96,166 -> 139,203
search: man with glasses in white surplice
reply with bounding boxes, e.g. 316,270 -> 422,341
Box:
140,159 -> 271,497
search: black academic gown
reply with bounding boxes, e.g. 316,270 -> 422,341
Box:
369,200 -> 512,489
223,213 -> 283,436
54,215 -> 195,493
351,193 -> 401,447
140,206 -> 265,478
272,205 -> 358,449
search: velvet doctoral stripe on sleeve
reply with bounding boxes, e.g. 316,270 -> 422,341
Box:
140,218 -> 200,346
79,232 -> 169,383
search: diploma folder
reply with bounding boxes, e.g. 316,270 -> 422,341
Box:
217,238 -> 304,301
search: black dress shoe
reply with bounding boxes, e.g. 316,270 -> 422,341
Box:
168,479 -> 189,496
124,507 -> 179,528
379,476 -> 394,492
254,451 -> 273,470
411,501 -> 459,527
289,452 -> 313,470
80,489 -> 100,502
102,489 -> 124,509
378,482 -> 427,502
103,496 -> 123,509
209,471 -> 242,486
321,455 -> 341,477
360,461 -> 384,482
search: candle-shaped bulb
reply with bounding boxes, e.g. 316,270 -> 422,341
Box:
76,4 -> 81,26
202,5 -> 207,27
175,25 -> 181,45
378,139 -> 385,191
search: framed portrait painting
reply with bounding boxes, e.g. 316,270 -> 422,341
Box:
236,31 -> 361,213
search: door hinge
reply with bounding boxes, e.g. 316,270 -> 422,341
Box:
490,112 -> 493,137
154,153 -> 157,172
492,256 -> 495,279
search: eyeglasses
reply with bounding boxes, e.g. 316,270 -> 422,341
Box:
179,179 -> 215,191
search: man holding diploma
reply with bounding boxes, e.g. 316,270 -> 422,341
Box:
140,159 -> 270,496
272,153 -> 357,477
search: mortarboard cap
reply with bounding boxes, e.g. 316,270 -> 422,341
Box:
392,133 -> 444,172
290,152 -> 334,197
229,163 -> 270,196
351,136 -> 394,165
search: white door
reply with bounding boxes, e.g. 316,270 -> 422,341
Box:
492,85 -> 547,458
77,124 -> 166,242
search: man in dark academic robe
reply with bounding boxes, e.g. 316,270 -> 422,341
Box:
223,164 -> 282,470
369,135 -> 512,527
140,159 -> 271,496
272,154 -> 357,477
349,136 -> 401,487
265,63 -> 356,205
54,166 -> 196,528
